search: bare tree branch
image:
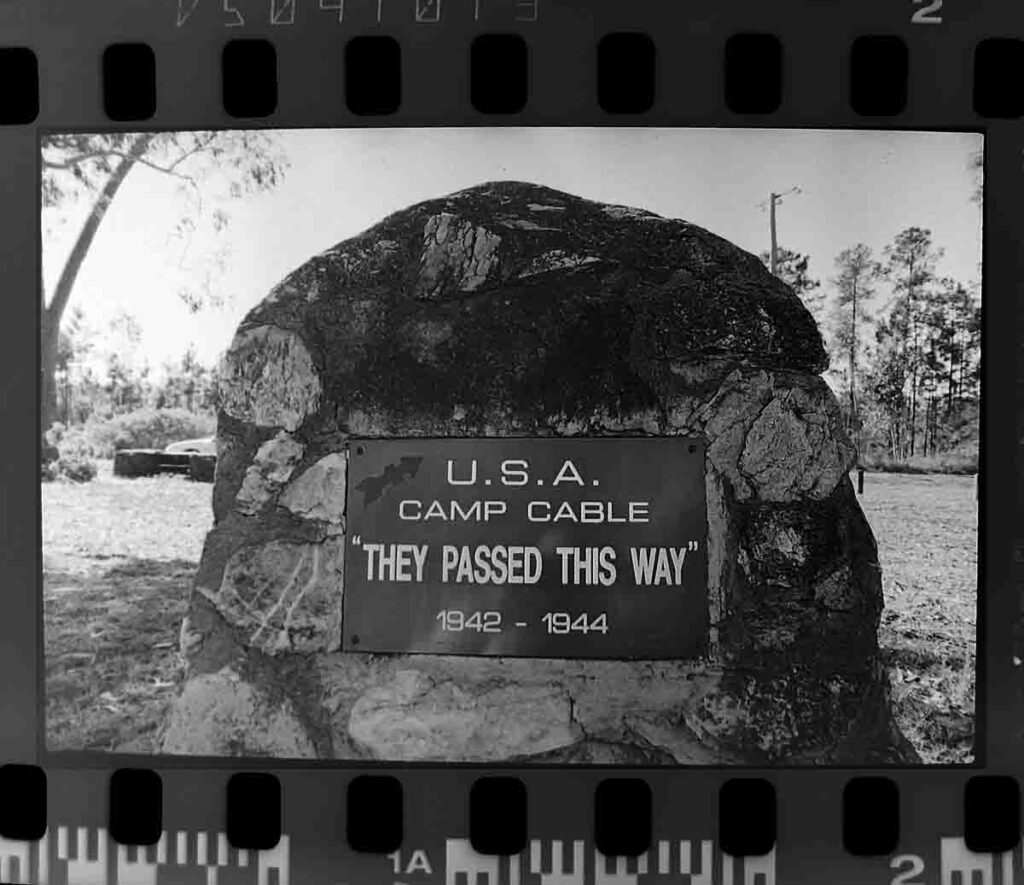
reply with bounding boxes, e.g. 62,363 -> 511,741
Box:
45,149 -> 198,184
166,133 -> 221,172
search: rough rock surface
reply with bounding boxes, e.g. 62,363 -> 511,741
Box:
347,669 -> 580,761
162,181 -> 917,765
234,431 -> 305,515
195,536 -> 345,655
160,665 -> 318,758
279,453 -> 348,524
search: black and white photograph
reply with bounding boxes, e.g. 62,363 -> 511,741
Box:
41,127 -> 982,765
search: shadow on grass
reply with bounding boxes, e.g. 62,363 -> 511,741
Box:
44,556 -> 196,755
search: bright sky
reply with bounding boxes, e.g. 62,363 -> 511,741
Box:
42,127 -> 983,382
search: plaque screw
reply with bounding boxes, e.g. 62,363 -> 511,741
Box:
688,444 -> 696,453
355,446 -> 365,456
351,635 -> 360,645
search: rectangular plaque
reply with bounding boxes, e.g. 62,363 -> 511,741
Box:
342,437 -> 708,658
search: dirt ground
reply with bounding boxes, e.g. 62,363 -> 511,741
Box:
42,463 -> 977,763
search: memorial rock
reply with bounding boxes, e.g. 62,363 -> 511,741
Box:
160,181 -> 918,764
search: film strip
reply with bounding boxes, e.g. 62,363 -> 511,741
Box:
1,0 -> 1022,883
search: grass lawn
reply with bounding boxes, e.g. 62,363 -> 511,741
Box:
43,460 -> 211,754
42,463 -> 978,763
859,471 -> 978,765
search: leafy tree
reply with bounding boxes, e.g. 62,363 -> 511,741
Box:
40,131 -> 290,436
98,311 -> 147,416
917,277 -> 978,453
969,150 -> 983,205
955,283 -> 982,402
864,319 -> 909,459
759,247 -> 826,330
54,304 -> 93,425
202,362 -> 222,413
178,344 -> 207,413
103,353 -> 131,416
154,344 -> 215,415
876,227 -> 945,457
70,365 -> 105,426
828,244 -> 876,446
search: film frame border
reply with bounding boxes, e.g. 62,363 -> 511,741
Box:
0,0 -> 1020,881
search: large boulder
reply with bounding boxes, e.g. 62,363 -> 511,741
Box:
160,181 -> 917,764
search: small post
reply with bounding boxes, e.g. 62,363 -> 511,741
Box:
857,468 -> 865,495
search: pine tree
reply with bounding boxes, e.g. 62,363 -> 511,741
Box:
921,277 -> 979,453
865,314 -> 909,459
827,244 -> 876,448
877,227 -> 945,457
758,247 -> 827,337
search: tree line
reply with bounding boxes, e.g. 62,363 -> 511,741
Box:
57,223 -> 979,466
40,131 -> 979,470
53,307 -> 219,426
760,226 -> 981,464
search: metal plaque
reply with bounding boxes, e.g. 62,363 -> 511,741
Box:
342,438 -> 708,659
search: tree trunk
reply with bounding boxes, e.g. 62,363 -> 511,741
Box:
947,344 -> 955,415
40,315 -> 59,440
921,397 -> 928,458
930,396 -> 936,456
906,257 -> 918,458
931,394 -> 937,455
40,133 -> 155,437
913,362 -> 921,456
921,393 -> 929,456
849,278 -> 858,447
957,335 -> 965,403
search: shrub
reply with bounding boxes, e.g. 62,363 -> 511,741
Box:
859,449 -> 978,475
42,422 -> 64,467
105,408 -> 216,453
43,420 -> 109,460
49,427 -> 98,482
931,451 -> 978,475
55,454 -> 98,483
55,409 -> 217,459
44,421 -> 66,449
65,422 -> 106,459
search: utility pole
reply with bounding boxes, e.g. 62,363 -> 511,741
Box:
769,193 -> 779,275
760,186 -> 802,277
